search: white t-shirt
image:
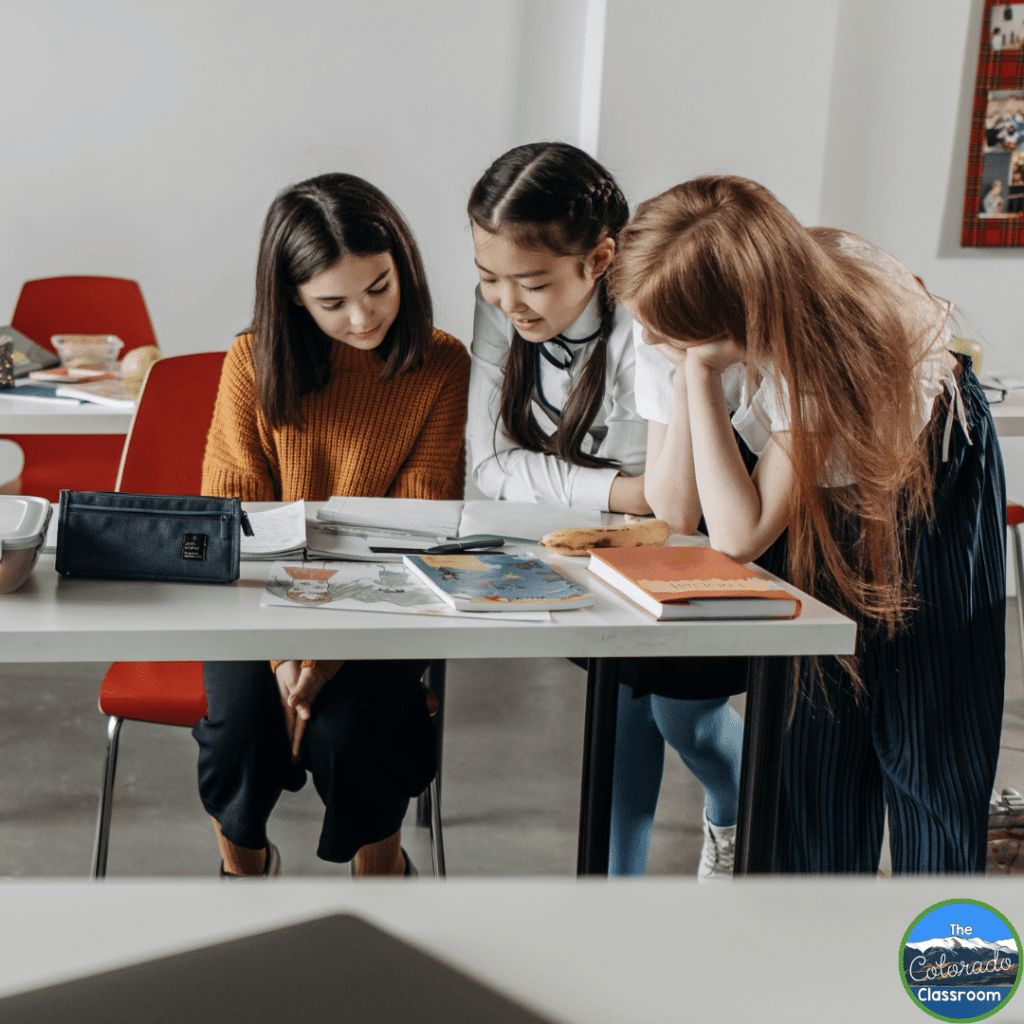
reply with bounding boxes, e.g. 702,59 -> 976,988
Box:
631,233 -> 961,484
468,286 -> 646,510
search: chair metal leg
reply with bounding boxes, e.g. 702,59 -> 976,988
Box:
427,776 -> 446,878
1012,525 -> 1024,686
92,716 -> 124,880
417,660 -> 446,828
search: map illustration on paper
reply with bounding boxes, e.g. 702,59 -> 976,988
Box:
259,561 -> 551,621
261,561 -> 453,615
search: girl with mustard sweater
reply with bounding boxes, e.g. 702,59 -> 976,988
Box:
195,173 -> 470,877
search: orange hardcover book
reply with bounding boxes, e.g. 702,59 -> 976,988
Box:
587,545 -> 800,620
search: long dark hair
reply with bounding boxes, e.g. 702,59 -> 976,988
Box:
468,143 -> 629,468
252,172 -> 433,428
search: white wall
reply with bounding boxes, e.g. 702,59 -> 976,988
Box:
597,0 -> 842,223
0,0 -> 588,356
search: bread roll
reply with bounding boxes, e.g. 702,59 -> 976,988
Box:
539,519 -> 671,557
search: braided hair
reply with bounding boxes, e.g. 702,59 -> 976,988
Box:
468,143 -> 629,469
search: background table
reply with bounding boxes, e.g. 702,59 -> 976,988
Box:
1,877 -> 1021,1023
990,391 -> 1024,437
0,392 -> 136,499
0,394 -> 134,435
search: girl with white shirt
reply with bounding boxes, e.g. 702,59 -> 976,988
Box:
613,174 -> 1006,873
467,143 -> 750,878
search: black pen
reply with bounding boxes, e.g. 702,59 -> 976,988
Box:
422,535 -> 506,554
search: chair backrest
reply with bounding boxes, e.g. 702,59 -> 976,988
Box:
116,352 -> 226,495
11,276 -> 159,356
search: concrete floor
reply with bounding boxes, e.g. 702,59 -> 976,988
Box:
1,611 -> 1022,879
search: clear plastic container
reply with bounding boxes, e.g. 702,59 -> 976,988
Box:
0,495 -> 51,594
51,334 -> 124,373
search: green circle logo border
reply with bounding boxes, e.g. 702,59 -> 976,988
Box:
899,899 -> 1022,1022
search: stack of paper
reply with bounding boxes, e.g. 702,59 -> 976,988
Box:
54,379 -> 135,409
4,382 -> 82,404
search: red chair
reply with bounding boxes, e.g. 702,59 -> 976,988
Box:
1008,503 -> 1024,679
92,352 -> 224,878
12,276 -> 159,357
6,276 -> 160,501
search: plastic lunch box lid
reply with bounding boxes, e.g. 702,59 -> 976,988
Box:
0,495 -> 51,552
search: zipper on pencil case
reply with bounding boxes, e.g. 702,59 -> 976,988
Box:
66,505 -> 247,540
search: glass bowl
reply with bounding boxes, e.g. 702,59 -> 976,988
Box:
51,334 -> 124,373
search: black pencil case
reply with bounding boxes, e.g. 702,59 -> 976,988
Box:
56,490 -> 253,584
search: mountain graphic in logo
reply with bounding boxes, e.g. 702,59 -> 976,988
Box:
903,936 -> 1019,987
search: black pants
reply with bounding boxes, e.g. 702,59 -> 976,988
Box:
774,366 -> 1006,873
193,658 -> 434,863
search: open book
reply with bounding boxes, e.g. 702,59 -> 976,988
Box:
317,497 -> 604,541
240,501 -> 308,560
242,501 -> 462,562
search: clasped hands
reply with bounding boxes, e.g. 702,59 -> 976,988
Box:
274,660 -> 336,760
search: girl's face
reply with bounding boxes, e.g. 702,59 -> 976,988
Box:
294,251 -> 400,351
472,225 -> 614,343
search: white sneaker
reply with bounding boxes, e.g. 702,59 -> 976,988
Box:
697,813 -> 735,881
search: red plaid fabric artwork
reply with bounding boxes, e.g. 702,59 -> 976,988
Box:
962,0 -> 1024,246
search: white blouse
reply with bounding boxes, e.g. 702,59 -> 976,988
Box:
468,286 -> 647,510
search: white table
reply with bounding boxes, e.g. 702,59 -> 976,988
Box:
0,392 -> 134,434
990,391 -> 1024,437
0,546 -> 852,664
0,519 -> 855,874
0,877 -> 1020,1023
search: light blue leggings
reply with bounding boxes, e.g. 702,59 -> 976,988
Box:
609,683 -> 743,876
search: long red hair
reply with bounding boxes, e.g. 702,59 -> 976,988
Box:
611,176 -> 947,682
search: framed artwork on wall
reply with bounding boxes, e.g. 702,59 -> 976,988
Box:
962,0 -> 1024,245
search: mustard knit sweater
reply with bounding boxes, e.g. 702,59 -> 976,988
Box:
203,329 -> 469,502
202,328 -> 470,678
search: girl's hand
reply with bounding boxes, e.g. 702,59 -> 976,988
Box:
683,336 -> 745,374
275,661 -> 332,760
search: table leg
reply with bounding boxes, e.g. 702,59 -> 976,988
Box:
734,655 -> 789,874
576,657 -> 620,876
